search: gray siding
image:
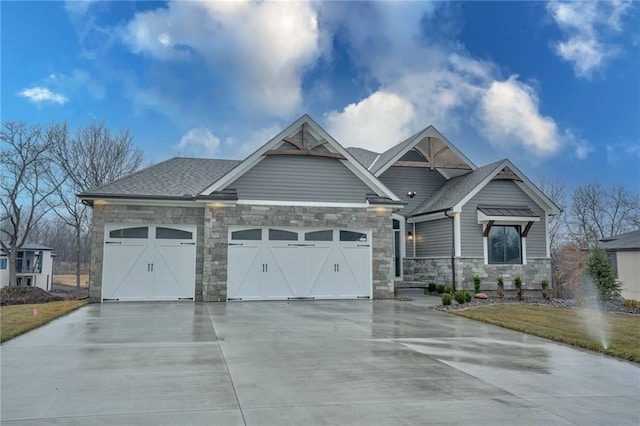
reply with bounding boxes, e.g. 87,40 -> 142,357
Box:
379,167 -> 447,215
228,156 -> 372,202
415,218 -> 453,257
460,180 -> 547,258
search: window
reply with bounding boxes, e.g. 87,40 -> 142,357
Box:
231,229 -> 262,240
488,226 -> 521,264
0,258 -> 6,269
269,229 -> 298,241
156,227 -> 192,240
340,231 -> 367,242
109,227 -> 148,239
305,230 -> 333,241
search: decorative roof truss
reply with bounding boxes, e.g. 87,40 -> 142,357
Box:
393,137 -> 472,170
264,122 -> 345,160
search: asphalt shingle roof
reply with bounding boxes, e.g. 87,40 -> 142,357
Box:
346,147 -> 380,169
1,243 -> 53,254
369,129 -> 424,175
600,230 -> 640,251
80,157 -> 241,197
409,159 -> 505,216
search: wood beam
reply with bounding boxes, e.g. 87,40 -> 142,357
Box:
282,137 -> 304,151
264,150 -> 345,160
432,145 -> 448,160
391,161 -> 472,170
521,221 -> 534,238
483,220 -> 495,237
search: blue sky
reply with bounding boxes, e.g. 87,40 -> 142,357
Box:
2,1 -> 639,192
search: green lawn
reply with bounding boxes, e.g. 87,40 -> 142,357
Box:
1,300 -> 88,343
451,304 -> 640,363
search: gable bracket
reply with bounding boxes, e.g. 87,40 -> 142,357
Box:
483,220 -> 495,237
521,221 -> 534,238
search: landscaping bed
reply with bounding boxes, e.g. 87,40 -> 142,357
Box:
429,295 -> 640,315
1,286 -> 65,306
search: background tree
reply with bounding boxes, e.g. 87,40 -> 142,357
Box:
569,182 -> 640,247
0,121 -> 62,286
538,177 -> 567,297
50,122 -> 143,287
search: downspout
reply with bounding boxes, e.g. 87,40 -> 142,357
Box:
445,211 -> 456,291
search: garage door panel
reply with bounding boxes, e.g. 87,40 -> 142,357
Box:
103,244 -> 151,300
336,247 -> 370,296
227,245 -> 263,300
102,224 -> 197,301
152,244 -> 196,300
227,227 -> 372,300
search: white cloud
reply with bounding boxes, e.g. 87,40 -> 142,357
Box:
64,0 -> 97,16
176,128 -> 220,156
547,1 -> 632,78
18,87 -> 68,105
606,142 -> 640,164
122,0 -> 323,117
47,70 -> 105,100
479,76 -> 560,157
325,92 -> 416,151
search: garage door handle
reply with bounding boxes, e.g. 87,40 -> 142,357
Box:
287,243 -> 315,247
180,242 -> 195,245
228,243 -> 243,246
357,244 -> 370,247
147,263 -> 150,272
105,241 -> 122,245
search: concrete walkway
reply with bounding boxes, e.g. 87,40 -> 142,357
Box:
1,298 -> 638,425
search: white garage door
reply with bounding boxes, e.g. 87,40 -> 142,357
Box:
227,227 -> 371,301
102,224 -> 197,301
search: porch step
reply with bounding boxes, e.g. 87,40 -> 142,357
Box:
394,281 -> 429,288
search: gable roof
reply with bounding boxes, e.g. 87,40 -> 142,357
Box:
410,158 -> 561,217
600,230 -> 640,251
346,147 -> 380,169
80,157 -> 241,199
1,243 -> 53,254
370,125 -> 477,176
200,115 -> 402,202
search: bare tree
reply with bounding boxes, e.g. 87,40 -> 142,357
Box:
50,121 -> 143,287
537,177 -> 567,253
0,121 -> 63,286
569,181 -> 640,246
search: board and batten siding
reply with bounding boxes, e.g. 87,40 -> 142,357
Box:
228,156 -> 373,202
378,167 -> 447,215
415,218 -> 453,257
460,180 -> 547,258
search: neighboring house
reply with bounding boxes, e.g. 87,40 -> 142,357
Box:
79,115 -> 560,302
0,243 -> 55,290
600,230 -> 640,300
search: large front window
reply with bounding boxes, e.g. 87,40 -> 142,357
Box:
488,225 -> 521,264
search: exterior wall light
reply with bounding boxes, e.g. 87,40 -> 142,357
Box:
407,191 -> 417,198
407,231 -> 413,242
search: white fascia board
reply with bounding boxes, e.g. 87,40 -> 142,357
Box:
303,118 -> 401,201
374,126 -> 477,178
452,160 -> 508,212
407,211 -> 450,223
368,154 -> 381,171
509,163 -> 562,215
477,210 -> 540,224
237,199 -> 369,208
200,115 -> 311,195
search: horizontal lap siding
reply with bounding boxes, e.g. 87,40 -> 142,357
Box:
228,156 -> 372,202
461,180 -> 547,257
379,167 -> 447,215
415,218 -> 452,257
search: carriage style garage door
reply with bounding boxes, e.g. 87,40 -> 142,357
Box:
102,224 -> 197,301
227,227 -> 372,300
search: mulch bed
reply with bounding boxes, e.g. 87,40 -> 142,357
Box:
1,286 -> 65,306
430,295 -> 640,315
1,285 -> 89,306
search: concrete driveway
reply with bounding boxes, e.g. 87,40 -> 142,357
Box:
1,298 -> 639,425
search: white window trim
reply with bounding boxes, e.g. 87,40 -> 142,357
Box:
483,223 -> 527,265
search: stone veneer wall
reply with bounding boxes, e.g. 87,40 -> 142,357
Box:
403,257 -> 551,290
203,204 -> 394,301
89,204 -> 205,302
